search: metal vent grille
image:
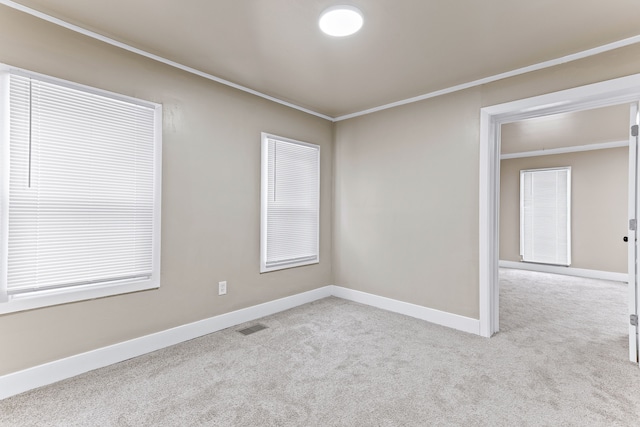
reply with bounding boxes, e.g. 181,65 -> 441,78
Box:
238,324 -> 268,335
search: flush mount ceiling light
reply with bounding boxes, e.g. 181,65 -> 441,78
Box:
319,5 -> 363,37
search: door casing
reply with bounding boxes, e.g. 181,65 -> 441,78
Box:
628,102 -> 639,363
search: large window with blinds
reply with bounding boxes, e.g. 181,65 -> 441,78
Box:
260,133 -> 320,273
520,167 -> 571,266
0,65 -> 162,314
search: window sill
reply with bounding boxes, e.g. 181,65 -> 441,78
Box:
260,258 -> 319,273
0,279 -> 159,314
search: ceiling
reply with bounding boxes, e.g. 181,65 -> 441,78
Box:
5,0 -> 640,118
501,104 -> 630,154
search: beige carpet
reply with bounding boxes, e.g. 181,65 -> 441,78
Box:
1,269 -> 639,426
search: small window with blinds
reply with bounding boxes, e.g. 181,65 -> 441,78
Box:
260,133 -> 320,273
0,66 -> 162,314
520,167 -> 571,266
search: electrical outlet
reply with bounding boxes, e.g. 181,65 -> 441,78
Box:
218,281 -> 227,296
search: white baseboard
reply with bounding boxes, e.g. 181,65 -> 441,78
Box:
0,286 -> 333,400
330,285 -> 480,335
0,284 -> 482,400
499,260 -> 628,282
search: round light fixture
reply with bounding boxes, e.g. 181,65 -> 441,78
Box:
319,5 -> 363,37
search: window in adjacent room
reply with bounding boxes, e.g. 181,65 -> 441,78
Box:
260,133 -> 320,272
0,65 -> 162,314
520,167 -> 571,266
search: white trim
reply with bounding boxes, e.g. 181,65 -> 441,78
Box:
331,286 -> 480,335
6,65 -> 159,109
0,286 -> 333,400
0,0 -> 333,122
501,140 -> 629,159
481,73 -> 640,345
479,76 -> 640,122
260,134 -> 269,272
479,109 -> 500,337
0,68 -> 9,303
0,284 -> 485,400
4,0 -> 640,123
499,260 -> 628,283
153,103 -> 163,301
628,102 -> 639,363
0,282 -> 160,315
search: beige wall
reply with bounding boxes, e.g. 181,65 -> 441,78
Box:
0,7 -> 333,375
501,104 -> 629,154
499,149 -> 628,273
334,42 -> 640,320
333,89 -> 482,317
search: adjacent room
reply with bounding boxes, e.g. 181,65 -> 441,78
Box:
498,105 -> 632,373
1,1 -> 640,425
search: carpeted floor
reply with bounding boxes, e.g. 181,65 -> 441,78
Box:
1,269 -> 639,426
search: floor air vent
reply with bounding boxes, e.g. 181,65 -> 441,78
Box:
238,324 -> 268,335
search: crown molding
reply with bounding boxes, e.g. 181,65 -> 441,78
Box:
500,140 -> 629,160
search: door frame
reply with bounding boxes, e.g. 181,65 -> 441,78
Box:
479,73 -> 640,364
628,102 -> 639,362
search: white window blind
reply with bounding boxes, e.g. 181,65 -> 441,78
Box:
520,167 -> 571,266
261,133 -> 320,272
0,68 -> 161,311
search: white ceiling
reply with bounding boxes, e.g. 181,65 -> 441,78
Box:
501,104 -> 630,154
6,0 -> 640,118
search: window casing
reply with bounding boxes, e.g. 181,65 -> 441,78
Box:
0,65 -> 162,314
520,167 -> 571,266
260,133 -> 320,272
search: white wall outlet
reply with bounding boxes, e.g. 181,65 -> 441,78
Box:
218,281 -> 227,296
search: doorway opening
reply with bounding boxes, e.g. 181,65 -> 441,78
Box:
496,105 -> 631,360
479,74 -> 640,365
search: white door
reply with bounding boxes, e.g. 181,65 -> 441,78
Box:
628,102 -> 639,364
